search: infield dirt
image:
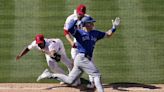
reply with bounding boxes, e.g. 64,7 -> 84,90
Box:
0,83 -> 163,92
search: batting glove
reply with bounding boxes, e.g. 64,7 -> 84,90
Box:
112,17 -> 120,29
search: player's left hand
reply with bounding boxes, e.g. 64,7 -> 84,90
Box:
112,17 -> 120,28
53,53 -> 61,62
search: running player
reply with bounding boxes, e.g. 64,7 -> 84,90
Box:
64,4 -> 94,87
37,16 -> 120,92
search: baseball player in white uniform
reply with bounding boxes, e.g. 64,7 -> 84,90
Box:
37,16 -> 120,92
16,34 -> 73,82
64,4 -> 95,88
64,4 -> 90,59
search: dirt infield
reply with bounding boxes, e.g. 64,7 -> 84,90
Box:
0,83 -> 163,92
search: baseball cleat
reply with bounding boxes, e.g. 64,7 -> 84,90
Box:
60,82 -> 66,85
71,79 -> 81,87
71,82 -> 79,87
36,69 -> 51,82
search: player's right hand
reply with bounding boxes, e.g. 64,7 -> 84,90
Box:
16,55 -> 21,61
112,17 -> 120,28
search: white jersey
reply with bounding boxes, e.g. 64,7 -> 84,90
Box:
64,10 -> 90,43
28,38 -> 73,74
28,38 -> 61,56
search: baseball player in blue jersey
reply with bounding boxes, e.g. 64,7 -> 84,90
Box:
37,16 -> 120,92
64,4 -> 95,87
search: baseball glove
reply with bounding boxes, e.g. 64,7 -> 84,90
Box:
52,53 -> 61,62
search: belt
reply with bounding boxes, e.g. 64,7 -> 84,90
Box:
79,52 -> 92,61
85,54 -> 91,61
80,53 -> 91,61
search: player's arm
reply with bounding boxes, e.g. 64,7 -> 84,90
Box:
16,47 -> 30,61
64,15 -> 78,47
67,20 -> 79,38
64,29 -> 76,48
106,17 -> 120,38
16,41 -> 36,61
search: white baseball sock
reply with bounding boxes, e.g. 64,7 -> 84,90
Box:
94,76 -> 104,92
89,75 -> 94,86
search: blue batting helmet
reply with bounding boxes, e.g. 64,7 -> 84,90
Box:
81,16 -> 96,26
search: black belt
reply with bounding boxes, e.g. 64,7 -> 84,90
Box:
84,54 -> 92,61
79,52 -> 92,61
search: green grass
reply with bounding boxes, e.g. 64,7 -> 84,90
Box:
0,0 -> 163,84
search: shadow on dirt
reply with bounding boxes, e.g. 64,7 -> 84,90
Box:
45,78 -> 96,92
104,82 -> 161,91
44,79 -> 161,92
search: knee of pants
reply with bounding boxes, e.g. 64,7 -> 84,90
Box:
48,61 -> 56,67
67,77 -> 75,84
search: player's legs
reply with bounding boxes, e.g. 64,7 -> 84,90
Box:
88,58 -> 95,87
83,62 -> 104,92
77,54 -> 100,76
84,64 -> 103,92
76,53 -> 104,92
88,75 -> 94,87
84,63 -> 104,92
57,39 -> 73,72
70,48 -> 80,80
60,52 -> 81,86
60,53 -> 73,73
51,64 -> 82,84
93,76 -> 104,92
70,47 -> 82,85
45,54 -> 65,74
